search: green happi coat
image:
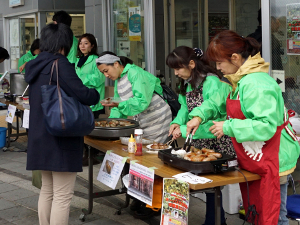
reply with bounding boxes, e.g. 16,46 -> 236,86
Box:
171,76 -> 232,139
75,54 -> 105,111
189,53 -> 300,175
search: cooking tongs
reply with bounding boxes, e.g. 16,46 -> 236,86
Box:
182,133 -> 193,152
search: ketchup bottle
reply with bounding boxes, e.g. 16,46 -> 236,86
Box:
134,129 -> 143,156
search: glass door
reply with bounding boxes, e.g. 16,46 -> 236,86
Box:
111,0 -> 145,68
9,14 -> 37,71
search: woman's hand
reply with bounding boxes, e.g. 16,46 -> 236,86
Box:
186,117 -> 201,136
172,127 -> 182,140
19,62 -> 27,73
209,121 -> 225,139
101,102 -> 119,107
169,124 -> 180,136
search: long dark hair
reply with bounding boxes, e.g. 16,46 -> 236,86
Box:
206,30 -> 260,62
166,46 -> 219,95
97,51 -> 133,67
30,39 -> 40,56
77,33 -> 98,57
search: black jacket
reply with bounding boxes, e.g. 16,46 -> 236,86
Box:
25,52 -> 99,172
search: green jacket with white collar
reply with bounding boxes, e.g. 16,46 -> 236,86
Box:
75,54 -> 105,111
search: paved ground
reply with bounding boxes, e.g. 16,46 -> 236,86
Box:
0,109 -> 299,224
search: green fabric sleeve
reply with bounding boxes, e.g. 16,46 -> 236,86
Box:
188,82 -> 229,123
183,77 -> 231,139
109,81 -> 127,118
170,93 -> 188,126
24,54 -> 37,62
67,36 -> 78,64
114,69 -> 156,117
223,84 -> 279,143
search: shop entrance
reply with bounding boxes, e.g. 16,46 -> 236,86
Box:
157,0 -> 260,89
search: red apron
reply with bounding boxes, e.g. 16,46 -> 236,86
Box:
226,94 -> 291,225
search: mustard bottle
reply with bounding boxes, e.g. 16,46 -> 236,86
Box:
128,134 -> 136,154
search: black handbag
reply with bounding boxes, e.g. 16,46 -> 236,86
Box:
41,59 -> 95,136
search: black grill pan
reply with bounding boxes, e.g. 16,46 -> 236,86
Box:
158,148 -> 237,175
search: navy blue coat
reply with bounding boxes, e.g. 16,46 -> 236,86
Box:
25,52 -> 99,172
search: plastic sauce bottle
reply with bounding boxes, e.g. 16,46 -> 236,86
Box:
128,134 -> 136,154
134,129 -> 143,156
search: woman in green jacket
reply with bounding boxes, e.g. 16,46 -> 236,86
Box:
167,46 -> 234,225
18,39 -> 40,73
96,51 -> 172,143
75,33 -> 105,118
186,30 -> 300,225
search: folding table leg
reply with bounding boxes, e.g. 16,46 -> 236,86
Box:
214,186 -> 221,225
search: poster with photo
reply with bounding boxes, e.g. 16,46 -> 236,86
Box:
287,3 -> 300,54
128,6 -> 141,41
6,104 -> 16,124
161,178 -> 189,225
97,151 -> 126,189
128,162 -> 154,206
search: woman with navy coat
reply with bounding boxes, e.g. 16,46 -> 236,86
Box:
25,23 -> 99,225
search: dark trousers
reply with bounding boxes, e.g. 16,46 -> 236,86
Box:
203,192 -> 226,225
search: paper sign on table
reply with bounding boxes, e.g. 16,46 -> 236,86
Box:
173,172 -> 213,184
22,109 -> 29,128
97,151 -> 126,189
127,162 -> 154,206
161,178 -> 189,225
5,104 -> 16,124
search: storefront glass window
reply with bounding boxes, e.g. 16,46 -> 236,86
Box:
46,12 -> 86,39
112,0 -> 145,68
174,0 -> 201,48
235,0 -> 260,37
271,0 -> 300,114
208,0 -> 229,41
9,14 -> 37,70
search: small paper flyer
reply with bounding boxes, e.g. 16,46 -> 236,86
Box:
127,162 -> 154,206
97,151 -> 126,189
5,104 -> 16,124
161,178 -> 189,225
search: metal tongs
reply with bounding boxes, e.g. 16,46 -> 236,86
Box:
182,133 -> 193,152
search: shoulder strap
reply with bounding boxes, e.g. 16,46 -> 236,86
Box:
51,59 -> 65,130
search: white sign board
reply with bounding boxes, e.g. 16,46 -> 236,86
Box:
9,0 -> 24,7
97,151 -> 126,189
22,109 -> 29,129
272,70 -> 285,92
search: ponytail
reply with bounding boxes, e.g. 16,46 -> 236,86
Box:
119,56 -> 133,66
242,37 -> 260,59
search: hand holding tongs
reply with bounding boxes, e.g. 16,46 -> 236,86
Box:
164,134 -> 176,147
183,133 -> 193,152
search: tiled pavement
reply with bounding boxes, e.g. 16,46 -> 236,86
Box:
0,110 -> 298,224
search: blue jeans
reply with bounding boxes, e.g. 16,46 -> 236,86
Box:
278,175 -> 290,225
203,192 -> 226,225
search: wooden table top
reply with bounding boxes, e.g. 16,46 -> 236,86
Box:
85,136 -> 261,190
0,98 -> 26,111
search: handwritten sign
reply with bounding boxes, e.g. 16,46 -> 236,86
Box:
5,104 -> 16,124
97,151 -> 126,189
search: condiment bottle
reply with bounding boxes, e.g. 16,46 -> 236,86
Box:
128,134 -> 136,154
134,129 -> 143,156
